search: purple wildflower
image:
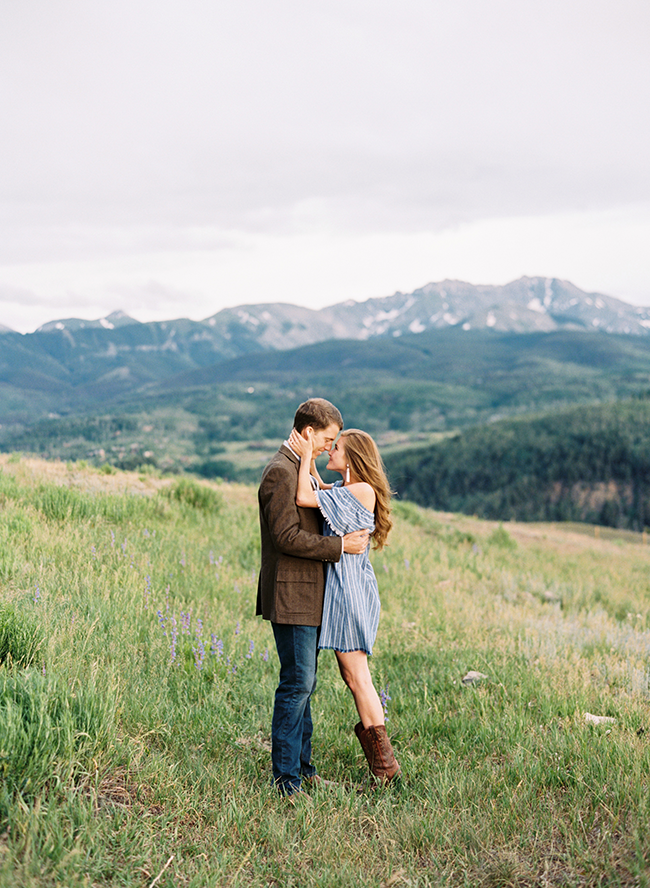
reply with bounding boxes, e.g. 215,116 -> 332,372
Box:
246,640 -> 254,659
110,530 -> 115,548
91,545 -> 97,559
170,615 -> 178,663
181,611 -> 192,635
33,584 -> 40,603
262,648 -> 269,662
157,610 -> 166,636
380,685 -> 391,720
193,639 -> 206,670
235,621 -> 240,636
210,635 -> 224,658
404,558 -> 410,570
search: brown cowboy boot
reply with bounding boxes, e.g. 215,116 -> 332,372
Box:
354,722 -> 401,782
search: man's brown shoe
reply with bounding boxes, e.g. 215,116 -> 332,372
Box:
303,774 -> 338,789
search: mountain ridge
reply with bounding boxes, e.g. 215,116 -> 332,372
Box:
5,276 -> 650,348
35,310 -> 139,334
2,275 -> 650,431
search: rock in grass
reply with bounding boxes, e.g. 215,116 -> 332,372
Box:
461,671 -> 488,685
584,712 -> 617,725
542,590 -> 562,604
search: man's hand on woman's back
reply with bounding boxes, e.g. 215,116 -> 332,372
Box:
343,529 -> 370,554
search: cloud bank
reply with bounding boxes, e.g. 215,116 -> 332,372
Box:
1,0 -> 648,331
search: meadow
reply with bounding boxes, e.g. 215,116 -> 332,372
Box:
1,454 -> 650,886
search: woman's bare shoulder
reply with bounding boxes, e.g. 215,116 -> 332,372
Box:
345,481 -> 375,511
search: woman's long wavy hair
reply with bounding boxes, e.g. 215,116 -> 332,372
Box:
340,429 -> 393,550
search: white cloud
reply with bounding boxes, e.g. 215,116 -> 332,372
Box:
0,0 -> 649,330
1,203 -> 648,333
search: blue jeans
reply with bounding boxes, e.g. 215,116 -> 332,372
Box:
271,622 -> 320,795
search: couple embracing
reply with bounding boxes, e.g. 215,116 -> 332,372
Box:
256,398 -> 400,797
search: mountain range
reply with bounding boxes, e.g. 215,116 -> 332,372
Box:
4,275 -> 650,529
3,275 -> 650,464
1,276 -> 649,412
5,276 -> 650,346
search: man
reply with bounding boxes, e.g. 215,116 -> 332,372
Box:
257,398 -> 369,796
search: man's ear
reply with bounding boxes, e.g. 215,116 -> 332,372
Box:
301,425 -> 313,439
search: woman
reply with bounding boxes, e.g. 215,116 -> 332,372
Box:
287,427 -> 400,783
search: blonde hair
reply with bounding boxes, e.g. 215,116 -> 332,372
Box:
340,429 -> 393,550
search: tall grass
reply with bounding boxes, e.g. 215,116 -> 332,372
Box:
1,457 -> 650,886
0,602 -> 42,667
0,669 -> 116,803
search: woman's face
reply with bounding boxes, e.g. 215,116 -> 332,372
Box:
326,436 -> 347,474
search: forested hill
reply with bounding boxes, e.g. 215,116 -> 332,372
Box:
383,398 -> 650,531
3,276 -> 650,428
6,327 -> 650,485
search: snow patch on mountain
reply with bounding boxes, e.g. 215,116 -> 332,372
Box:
527,298 -> 546,314
237,310 -> 260,326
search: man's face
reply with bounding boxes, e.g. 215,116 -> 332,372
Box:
304,422 -> 341,458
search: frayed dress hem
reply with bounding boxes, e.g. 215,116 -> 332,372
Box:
318,644 -> 373,655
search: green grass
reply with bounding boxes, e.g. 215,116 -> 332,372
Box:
1,457 -> 650,885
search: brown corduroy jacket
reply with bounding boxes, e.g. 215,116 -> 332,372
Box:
256,445 -> 342,625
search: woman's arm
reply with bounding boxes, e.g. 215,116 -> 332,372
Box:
287,429 -> 319,508
288,428 -> 332,490
309,460 -> 333,490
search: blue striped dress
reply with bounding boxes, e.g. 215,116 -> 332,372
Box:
315,481 -> 380,655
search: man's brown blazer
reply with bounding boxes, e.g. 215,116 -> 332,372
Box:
257,445 -> 342,625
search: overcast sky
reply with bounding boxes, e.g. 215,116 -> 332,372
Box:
1,0 -> 649,333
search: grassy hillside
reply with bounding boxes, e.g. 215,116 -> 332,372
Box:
1,455 -> 650,885
384,397 -> 650,531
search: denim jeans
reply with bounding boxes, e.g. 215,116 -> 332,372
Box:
271,622 -> 320,795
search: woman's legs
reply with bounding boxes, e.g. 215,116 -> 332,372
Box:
336,650 -> 400,781
335,650 -> 384,728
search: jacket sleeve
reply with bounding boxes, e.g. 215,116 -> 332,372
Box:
260,462 -> 342,562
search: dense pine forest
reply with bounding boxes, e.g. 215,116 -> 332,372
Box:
384,397 -> 650,530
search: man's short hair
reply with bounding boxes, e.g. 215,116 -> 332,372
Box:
293,398 -> 343,433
